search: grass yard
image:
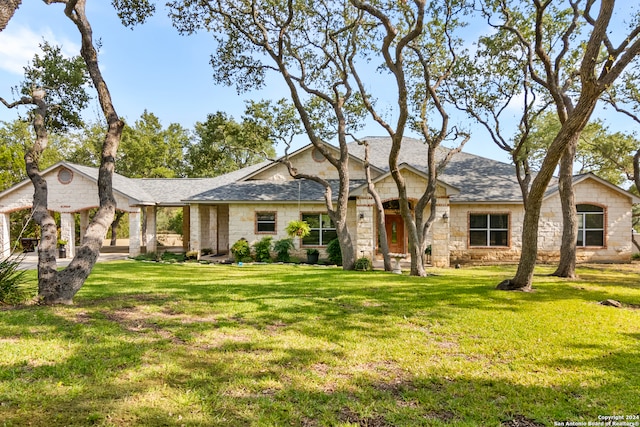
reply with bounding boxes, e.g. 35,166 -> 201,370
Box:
1,261 -> 639,426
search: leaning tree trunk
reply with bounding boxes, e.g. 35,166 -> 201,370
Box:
552,138 -> 579,278
372,194 -> 391,271
24,89 -> 60,299
498,94 -> 598,291
0,0 -> 21,31
38,0 -> 124,304
362,142 -> 391,271
110,211 -> 125,246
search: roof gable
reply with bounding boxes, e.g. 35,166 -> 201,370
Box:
350,163 -> 460,197
0,162 -> 156,206
544,172 -> 640,204
242,141 -> 384,181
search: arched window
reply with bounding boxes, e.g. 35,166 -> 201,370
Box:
577,204 -> 604,247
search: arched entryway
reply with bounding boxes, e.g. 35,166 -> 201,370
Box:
381,199 -> 414,254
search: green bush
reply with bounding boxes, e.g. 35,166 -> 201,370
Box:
253,237 -> 273,262
354,257 -> 372,271
632,252 -> 640,260
0,255 -> 31,305
326,238 -> 342,265
273,238 -> 294,262
231,239 -> 251,262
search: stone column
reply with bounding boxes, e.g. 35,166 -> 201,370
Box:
60,212 -> 75,258
431,197 -> 450,268
79,210 -> 90,243
209,206 -> 218,254
356,196 -> 375,258
129,209 -> 142,257
145,206 -> 157,254
182,206 -> 190,252
1,213 -> 10,259
189,204 -> 201,256
200,206 -> 210,250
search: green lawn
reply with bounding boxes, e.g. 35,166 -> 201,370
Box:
1,261 -> 639,426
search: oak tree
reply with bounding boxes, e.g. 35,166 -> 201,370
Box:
478,0 -> 640,291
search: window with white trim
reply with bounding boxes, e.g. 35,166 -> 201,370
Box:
301,213 -> 337,246
256,212 -> 276,233
577,204 -> 604,247
469,213 -> 509,247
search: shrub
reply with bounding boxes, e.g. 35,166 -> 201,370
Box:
201,248 -> 213,256
230,238 -> 251,262
326,238 -> 342,265
253,237 -> 273,262
0,255 -> 31,305
354,257 -> 372,271
273,238 -> 294,262
185,251 -> 199,260
633,252 -> 640,261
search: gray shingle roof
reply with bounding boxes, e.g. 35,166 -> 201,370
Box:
349,137 -> 526,203
187,179 -> 366,203
67,160 -> 273,206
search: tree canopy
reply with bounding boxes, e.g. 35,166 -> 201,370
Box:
186,111 -> 276,178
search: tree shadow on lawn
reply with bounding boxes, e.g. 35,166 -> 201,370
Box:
0,305 -> 158,426
2,288 -> 638,426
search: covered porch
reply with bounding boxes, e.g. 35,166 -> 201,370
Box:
0,163 -> 171,259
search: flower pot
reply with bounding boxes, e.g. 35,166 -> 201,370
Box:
307,252 -> 319,264
58,247 -> 67,258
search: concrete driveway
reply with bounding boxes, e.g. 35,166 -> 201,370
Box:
15,251 -> 129,270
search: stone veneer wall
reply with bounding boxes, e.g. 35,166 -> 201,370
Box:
449,179 -> 634,264
227,201 -> 357,260
0,169 -> 134,215
353,172 -> 452,267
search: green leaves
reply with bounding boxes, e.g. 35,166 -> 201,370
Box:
21,41 -> 92,133
117,110 -> 189,178
186,111 -> 276,177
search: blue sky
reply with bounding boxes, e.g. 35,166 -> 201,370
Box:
0,2 -> 637,165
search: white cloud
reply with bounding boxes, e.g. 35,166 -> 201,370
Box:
0,25 -> 80,75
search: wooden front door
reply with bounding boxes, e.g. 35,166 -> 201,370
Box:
385,214 -> 405,253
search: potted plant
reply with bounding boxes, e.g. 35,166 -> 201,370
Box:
306,248 -> 319,264
285,220 -> 311,238
57,239 -> 67,258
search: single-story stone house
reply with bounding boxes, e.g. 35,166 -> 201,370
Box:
0,136 -> 637,266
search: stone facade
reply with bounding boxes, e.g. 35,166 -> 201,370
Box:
449,178 -> 635,264
2,144 -> 636,267
0,165 -> 148,259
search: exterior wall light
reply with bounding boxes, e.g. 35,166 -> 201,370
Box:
442,212 -> 449,221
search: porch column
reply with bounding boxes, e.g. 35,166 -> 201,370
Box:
199,206 -> 210,250
79,210 -> 90,243
431,196 -> 450,268
356,196 -> 375,259
182,206 -> 190,252
209,206 -> 218,254
189,204 -> 201,256
145,206 -> 157,254
129,209 -> 142,257
1,212 -> 10,259
60,212 -> 75,258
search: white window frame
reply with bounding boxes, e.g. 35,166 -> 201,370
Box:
577,204 -> 605,247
